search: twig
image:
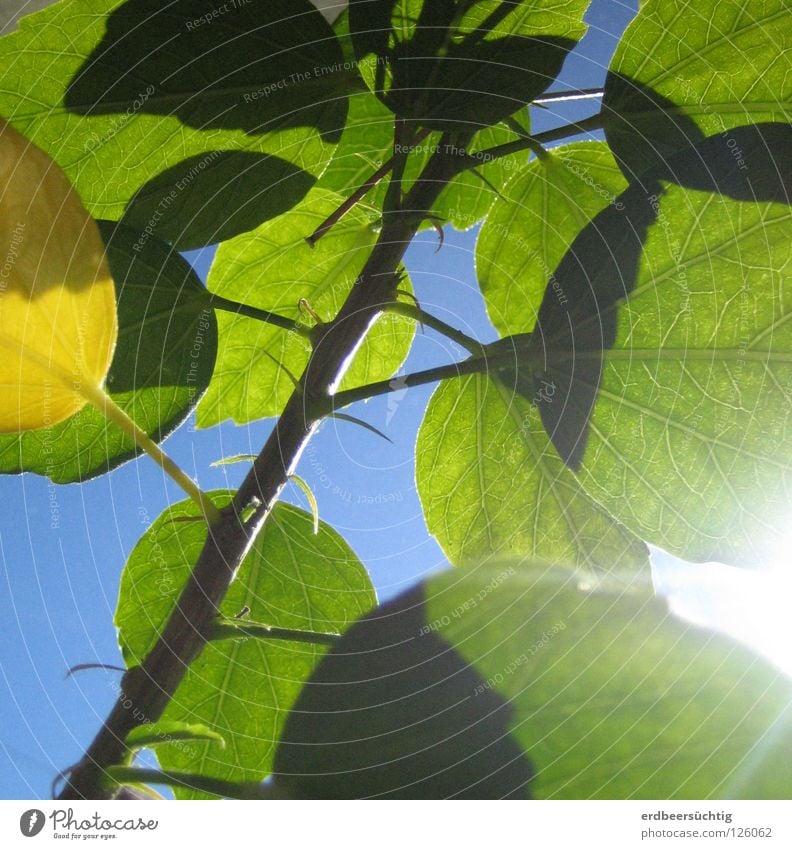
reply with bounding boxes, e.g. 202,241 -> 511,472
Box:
453,113 -> 605,173
208,294 -> 309,337
386,301 -> 483,354
305,128 -> 432,246
104,766 -> 277,800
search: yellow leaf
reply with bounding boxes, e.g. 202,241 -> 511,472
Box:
0,117 -> 117,431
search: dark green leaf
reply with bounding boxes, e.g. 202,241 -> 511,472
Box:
65,0 -> 347,138
0,0 -> 345,248
274,564 -> 792,799
273,581 -> 533,799
348,0 -> 586,131
116,493 -> 375,798
0,221 -> 217,483
121,151 -> 316,251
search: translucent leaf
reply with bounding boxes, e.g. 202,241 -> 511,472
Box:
477,141 -> 628,337
0,117 -> 116,431
416,373 -> 650,577
116,492 -> 375,799
0,222 -> 216,482
524,126 -> 792,565
274,564 -> 792,799
603,0 -> 791,178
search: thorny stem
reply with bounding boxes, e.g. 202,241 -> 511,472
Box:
305,127 -> 432,246
58,106 -> 603,798
454,113 -> 605,172
386,301 -> 483,354
58,134 -> 464,801
208,293 -> 310,337
329,343 -> 535,412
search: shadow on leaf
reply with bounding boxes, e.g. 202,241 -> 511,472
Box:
495,122 -> 792,470
272,585 -> 533,799
121,150 -> 316,250
64,0 -> 348,139
349,0 -> 578,131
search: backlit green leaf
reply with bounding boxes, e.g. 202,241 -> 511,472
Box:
116,492 -> 375,799
196,189 -> 415,426
603,0 -> 791,178
477,141 -> 628,336
416,373 -> 650,577
0,0 -> 347,248
526,126 -> 792,565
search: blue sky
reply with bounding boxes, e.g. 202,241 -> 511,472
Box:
1,0 -> 790,801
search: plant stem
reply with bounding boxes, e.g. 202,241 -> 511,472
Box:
58,133 -> 465,801
329,342 -> 536,410
384,117 -> 409,213
454,112 -> 605,173
305,128 -> 432,246
386,301 -> 483,354
207,293 -> 309,337
79,382 -> 221,525
330,357 -> 488,410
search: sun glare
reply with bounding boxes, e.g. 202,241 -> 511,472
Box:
651,547 -> 792,677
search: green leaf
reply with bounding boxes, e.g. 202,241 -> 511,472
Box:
116,492 -> 375,799
318,86 -> 529,229
196,188 -> 415,426
321,8 -> 531,229
273,572 -> 534,799
273,564 -> 792,799
405,122 -> 531,231
121,151 -> 316,251
348,0 -> 586,131
477,141 -> 628,337
416,373 -> 650,576
0,0 -> 347,248
0,221 -> 217,483
602,0 -> 791,178
126,722 -> 225,752
525,127 -> 792,566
